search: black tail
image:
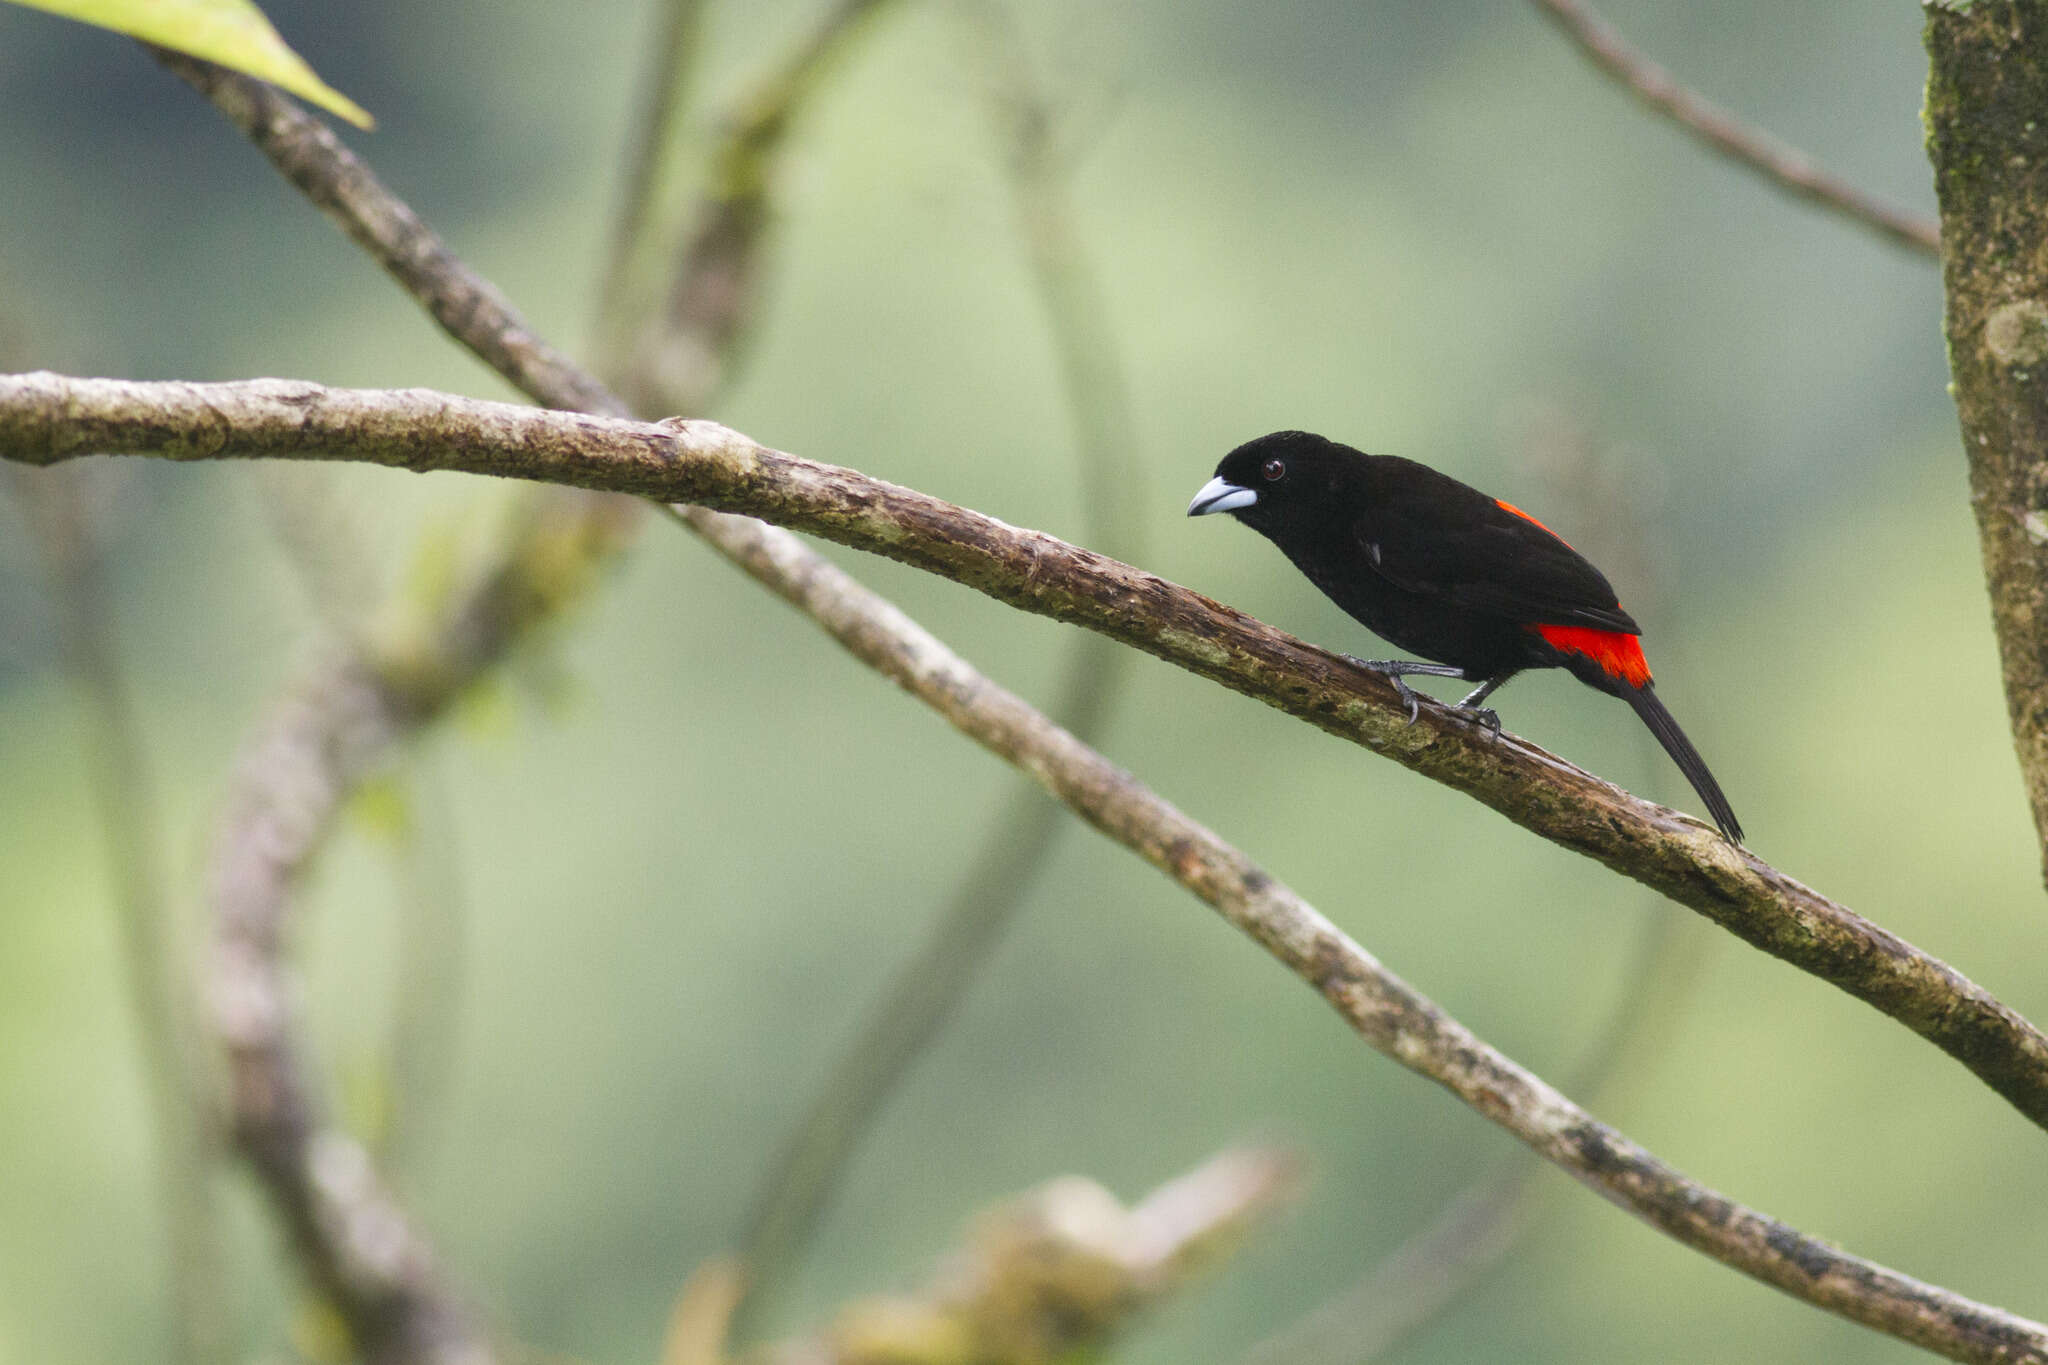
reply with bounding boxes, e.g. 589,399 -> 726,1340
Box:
1624,684 -> 1742,843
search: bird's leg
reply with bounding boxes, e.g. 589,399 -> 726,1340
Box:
1454,672 -> 1518,731
1343,658 -> 1467,725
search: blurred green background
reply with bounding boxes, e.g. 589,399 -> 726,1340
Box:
3,0 -> 2044,1361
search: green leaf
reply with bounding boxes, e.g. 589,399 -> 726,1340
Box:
6,0 -> 373,128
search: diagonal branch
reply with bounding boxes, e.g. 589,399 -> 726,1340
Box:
7,373 -> 2048,1141
1528,0 -> 1940,257
1238,909 -> 1704,1365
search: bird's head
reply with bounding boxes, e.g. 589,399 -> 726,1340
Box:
1186,430 -> 1361,533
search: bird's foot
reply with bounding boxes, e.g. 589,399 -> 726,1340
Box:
1343,656 -> 1425,724
1456,705 -> 1502,731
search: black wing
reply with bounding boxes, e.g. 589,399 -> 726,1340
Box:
1355,456 -> 1640,634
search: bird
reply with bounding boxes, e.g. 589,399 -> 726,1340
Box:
1187,429 -> 1741,842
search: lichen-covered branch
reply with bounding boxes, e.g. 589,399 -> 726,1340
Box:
1532,0 -> 1939,256
7,372 -> 2048,1142
1925,0 -> 2048,886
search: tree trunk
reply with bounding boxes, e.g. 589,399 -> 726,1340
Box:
1927,0 -> 2048,884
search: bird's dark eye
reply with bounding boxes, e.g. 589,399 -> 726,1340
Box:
1261,458 -> 1286,482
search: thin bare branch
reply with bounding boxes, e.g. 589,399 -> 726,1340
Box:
9,464 -> 231,1365
7,373 -> 2048,1144
1243,1168 -> 1525,1365
242,472 -> 470,1174
1528,0 -> 1940,257
728,16 -> 1146,1333
724,770 -> 1077,1341
969,2 -> 1147,566
1240,910 -> 1704,1365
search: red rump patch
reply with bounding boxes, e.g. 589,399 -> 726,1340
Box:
1533,624 -> 1652,687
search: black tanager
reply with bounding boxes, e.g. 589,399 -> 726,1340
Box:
1188,429 -> 1741,842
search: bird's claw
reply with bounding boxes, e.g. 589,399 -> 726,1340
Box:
1459,705 -> 1502,731
1342,656 -> 1425,725
1394,678 -> 1422,725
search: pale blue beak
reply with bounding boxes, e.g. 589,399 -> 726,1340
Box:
1187,476 -> 1257,517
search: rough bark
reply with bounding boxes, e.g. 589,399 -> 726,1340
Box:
1927,0 -> 2048,885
